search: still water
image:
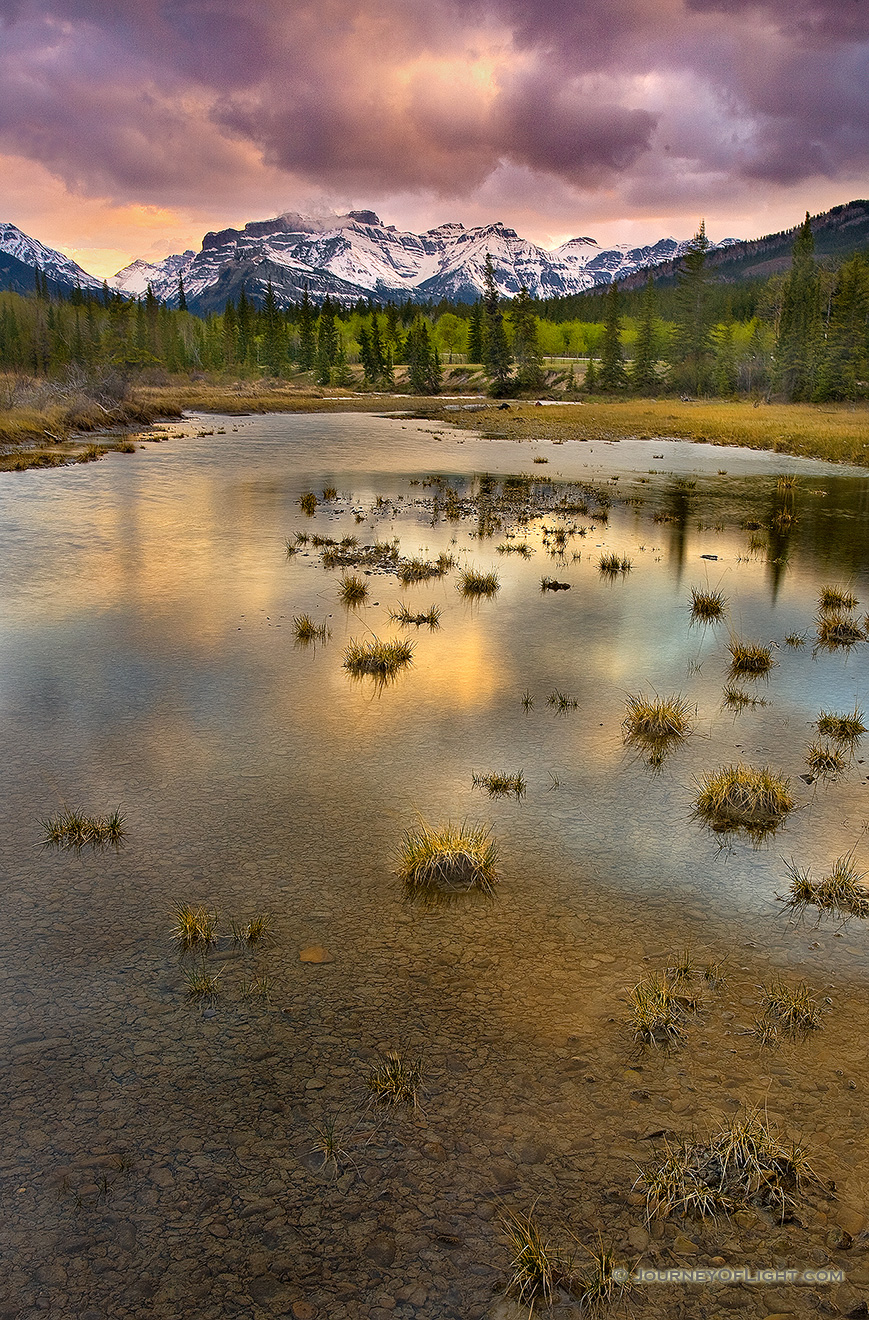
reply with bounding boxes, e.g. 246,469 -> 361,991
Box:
2,411 -> 869,1318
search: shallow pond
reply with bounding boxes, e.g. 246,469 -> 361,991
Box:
1,412 -> 868,1320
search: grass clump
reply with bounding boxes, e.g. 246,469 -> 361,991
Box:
397,818 -> 499,904
626,972 -> 690,1049
183,964 -> 222,1004
547,689 -> 579,712
230,913 -> 273,946
598,552 -> 631,575
690,587 -> 727,622
339,572 -> 368,605
819,585 -> 859,612
727,638 -> 776,678
722,685 -> 768,711
388,603 -> 441,628
458,566 -> 500,596
805,740 -> 846,782
623,693 -> 694,766
502,1212 -> 625,1315
472,770 -> 526,799
343,636 -> 414,681
540,576 -> 570,591
817,705 -> 867,744
759,978 -> 822,1039
783,853 -> 869,920
497,542 -> 533,557
815,612 -> 865,650
366,1051 -> 423,1109
693,764 -> 794,841
299,492 -> 318,515
40,807 -> 125,852
639,1106 -> 817,1223
292,614 -> 330,642
784,632 -> 806,648
171,903 -> 218,951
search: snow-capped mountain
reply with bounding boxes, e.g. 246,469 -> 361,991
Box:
106,211 -> 734,311
0,221 -> 104,294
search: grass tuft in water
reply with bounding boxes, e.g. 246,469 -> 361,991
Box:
626,973 -> 690,1049
728,638 -> 776,677
388,603 -> 441,628
397,818 -> 499,904
722,685 -> 768,711
501,1209 -> 566,1310
759,978 -> 822,1038
339,573 -> 368,605
299,492 -> 318,515
230,913 -> 273,946
366,1050 -> 423,1109
458,567 -> 500,596
815,612 -> 865,650
547,689 -> 579,712
639,1106 -> 817,1224
171,903 -> 218,951
497,541 -> 533,557
818,585 -> 859,612
784,632 -> 806,648
293,614 -> 330,643
816,705 -> 867,744
623,694 -> 694,766
693,764 -> 794,841
690,587 -> 727,622
783,853 -> 869,920
184,962 -> 222,1004
598,552 -> 632,575
343,636 -> 414,680
39,807 -> 126,852
472,770 -> 526,799
805,741 -> 846,782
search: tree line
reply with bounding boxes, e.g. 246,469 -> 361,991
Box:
2,220 -> 867,401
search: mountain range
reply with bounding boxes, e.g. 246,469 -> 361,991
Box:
2,201 -> 867,312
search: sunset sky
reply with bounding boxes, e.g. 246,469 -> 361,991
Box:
2,0 -> 867,277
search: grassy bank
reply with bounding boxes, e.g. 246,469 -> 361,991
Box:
428,399 -> 869,467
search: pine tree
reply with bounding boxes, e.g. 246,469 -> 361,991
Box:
261,280 -> 285,376
598,281 -> 628,391
777,214 -> 821,401
671,221 -> 714,394
297,284 -> 316,371
178,275 -> 188,312
583,352 -> 598,392
813,254 -> 869,401
369,313 -> 385,380
630,276 -> 658,393
316,297 -> 338,385
509,286 -> 544,392
482,255 -> 512,396
467,300 -> 484,365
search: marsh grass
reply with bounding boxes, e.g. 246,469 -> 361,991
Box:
522,689 -> 534,711
472,770 -> 526,799
388,603 -> 441,628
322,485 -> 338,500
343,636 -> 414,682
690,588 -> 727,622
623,693 -> 694,766
547,689 -> 579,712
299,492 -> 318,515
366,1050 -> 423,1109
626,972 -> 690,1049
240,974 -> 273,1003
397,818 -> 499,905
783,853 -> 869,920
339,573 -> 369,605
497,542 -> 533,557
727,638 -> 776,678
805,741 -> 847,782
183,961 -> 222,1004
819,585 -> 859,612
598,552 -> 632,576
293,614 -> 330,643
501,1209 -> 568,1311
639,1106 -> 817,1223
693,764 -> 794,841
230,913 -> 273,946
398,557 -> 445,584
540,577 -> 571,591
759,978 -> 822,1038
815,612 -> 865,650
309,1112 -> 362,1180
40,807 -> 125,852
785,632 -> 806,648
722,685 -> 768,711
458,567 -> 500,596
817,705 -> 867,744
171,903 -> 218,951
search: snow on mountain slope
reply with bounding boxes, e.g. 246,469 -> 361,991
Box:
0,222 -> 104,292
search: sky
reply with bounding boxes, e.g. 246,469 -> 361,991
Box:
1,0 -> 867,278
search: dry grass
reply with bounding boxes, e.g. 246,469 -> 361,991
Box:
722,685 -> 768,711
728,638 -> 777,678
472,770 -> 526,799
342,636 -> 414,679
547,689 -> 579,712
299,492 -> 318,515
783,853 -> 869,920
457,567 -> 500,596
693,763 -> 794,841
816,705 -> 867,744
171,903 -> 218,951
398,557 -> 447,584
818,585 -> 859,612
388,603 -> 441,628
815,613 -> 865,650
623,693 -> 694,767
759,978 -> 822,1039
626,972 -> 690,1049
805,741 -> 846,782
396,818 -> 499,904
40,807 -> 125,852
690,587 -> 727,622
366,1051 -> 423,1109
292,614 -> 330,642
339,573 -> 369,605
598,552 -> 632,575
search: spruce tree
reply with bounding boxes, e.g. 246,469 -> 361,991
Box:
467,300 -> 485,365
178,276 -> 188,312
297,285 -> 316,371
671,221 -> 714,394
777,214 -> 821,401
509,286 -> 544,392
482,255 -> 512,396
316,297 -> 338,385
598,281 -> 628,391
630,276 -> 658,393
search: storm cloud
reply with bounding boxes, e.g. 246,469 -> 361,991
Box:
1,0 -> 867,264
